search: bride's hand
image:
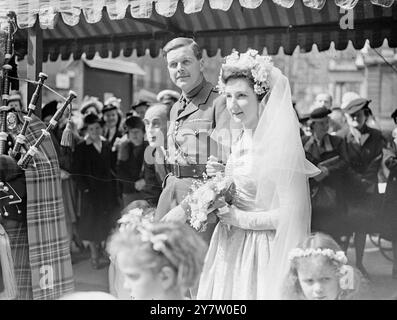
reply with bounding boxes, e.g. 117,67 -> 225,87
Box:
161,205 -> 188,223
217,205 -> 239,227
206,155 -> 225,177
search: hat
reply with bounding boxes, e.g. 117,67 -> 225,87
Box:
341,92 -> 361,109
391,109 -> 397,121
83,113 -> 101,126
102,97 -> 121,114
309,107 -> 332,120
157,89 -> 180,102
103,96 -> 121,114
124,115 -> 145,131
80,97 -> 103,115
131,100 -> 150,110
297,112 -> 310,123
41,100 -> 58,120
344,98 -> 371,115
8,91 -> 22,103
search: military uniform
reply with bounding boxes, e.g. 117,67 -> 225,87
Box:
155,78 -> 231,244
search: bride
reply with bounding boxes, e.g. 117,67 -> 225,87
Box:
163,49 -> 319,299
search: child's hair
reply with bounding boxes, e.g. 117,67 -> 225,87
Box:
107,219 -> 207,291
281,232 -> 362,300
59,291 -> 116,300
121,199 -> 153,216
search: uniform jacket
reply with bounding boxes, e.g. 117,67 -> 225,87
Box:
156,78 -> 231,242
167,78 -> 231,166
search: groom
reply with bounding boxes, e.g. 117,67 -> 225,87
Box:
155,37 -> 231,244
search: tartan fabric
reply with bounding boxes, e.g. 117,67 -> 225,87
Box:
5,223 -> 32,300
21,114 -> 74,299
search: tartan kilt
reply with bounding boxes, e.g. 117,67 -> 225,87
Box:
4,223 -> 32,300
23,114 -> 74,299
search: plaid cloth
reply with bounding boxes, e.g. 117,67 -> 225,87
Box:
20,113 -> 74,299
4,222 -> 32,300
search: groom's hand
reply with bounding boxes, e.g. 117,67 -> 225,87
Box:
161,205 -> 188,223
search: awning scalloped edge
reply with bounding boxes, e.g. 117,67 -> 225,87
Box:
0,0 -> 395,30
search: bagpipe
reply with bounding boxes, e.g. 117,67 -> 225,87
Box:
0,11 -> 77,299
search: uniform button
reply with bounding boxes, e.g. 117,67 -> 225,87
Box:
192,169 -> 196,173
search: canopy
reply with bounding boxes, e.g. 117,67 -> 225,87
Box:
0,0 -> 396,61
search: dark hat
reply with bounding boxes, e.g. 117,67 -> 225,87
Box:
102,103 -> 119,114
83,113 -> 101,126
124,116 -> 145,132
309,107 -> 331,120
297,112 -> 310,123
344,98 -> 371,115
391,109 -> 397,121
41,100 -> 58,120
131,100 -> 150,110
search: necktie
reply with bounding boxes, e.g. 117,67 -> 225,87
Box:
177,97 -> 188,117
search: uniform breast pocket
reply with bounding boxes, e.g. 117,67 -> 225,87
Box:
180,119 -> 213,137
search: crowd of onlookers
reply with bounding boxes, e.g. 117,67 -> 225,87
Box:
297,91 -> 397,280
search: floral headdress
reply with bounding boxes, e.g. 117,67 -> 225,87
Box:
117,208 -> 178,267
288,248 -> 348,265
288,248 -> 355,291
217,49 -> 273,96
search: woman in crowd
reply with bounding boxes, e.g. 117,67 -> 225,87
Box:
343,98 -> 384,278
72,113 -> 118,269
116,115 -> 148,208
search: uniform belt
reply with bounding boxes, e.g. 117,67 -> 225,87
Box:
169,164 -> 206,178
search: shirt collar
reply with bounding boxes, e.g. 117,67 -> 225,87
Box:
184,76 -> 205,100
85,135 -> 106,145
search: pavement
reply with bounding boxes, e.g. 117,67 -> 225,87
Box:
71,237 -> 397,300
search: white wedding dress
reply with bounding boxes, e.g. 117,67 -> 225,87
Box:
197,131 -> 277,300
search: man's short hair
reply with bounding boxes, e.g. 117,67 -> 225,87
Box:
162,37 -> 202,60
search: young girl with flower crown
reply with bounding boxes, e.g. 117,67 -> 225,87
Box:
282,232 -> 365,300
107,216 -> 207,300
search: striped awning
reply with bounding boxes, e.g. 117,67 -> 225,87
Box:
1,0 -> 396,60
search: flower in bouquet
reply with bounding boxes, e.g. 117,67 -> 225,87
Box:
183,172 -> 235,232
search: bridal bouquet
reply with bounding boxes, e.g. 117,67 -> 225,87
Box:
182,173 -> 235,232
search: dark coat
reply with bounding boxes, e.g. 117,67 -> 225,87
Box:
304,133 -> 349,238
72,138 -> 119,241
116,140 -> 148,194
344,125 -> 384,233
382,132 -> 397,240
141,146 -> 169,207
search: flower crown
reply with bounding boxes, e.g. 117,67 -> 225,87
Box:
118,208 -> 178,267
288,248 -> 348,265
217,49 -> 273,96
